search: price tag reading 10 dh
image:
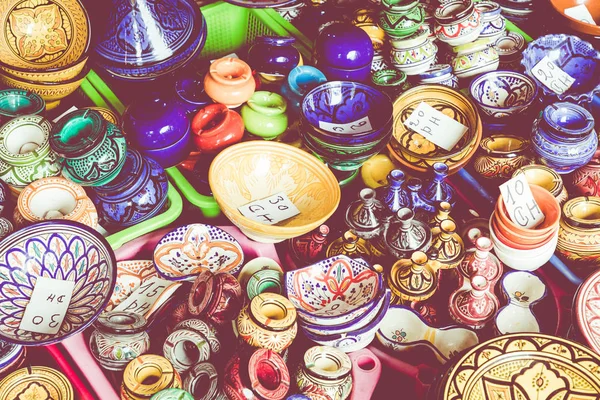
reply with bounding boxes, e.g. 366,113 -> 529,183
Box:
530,56 -> 576,95
20,277 -> 75,335
238,192 -> 300,225
499,174 -> 545,229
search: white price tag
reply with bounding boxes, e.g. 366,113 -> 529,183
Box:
564,5 -> 597,25
499,174 -> 545,229
403,102 -> 468,151
238,192 -> 300,225
531,56 -> 576,95
19,277 -> 75,335
318,116 -> 373,134
114,276 -> 181,317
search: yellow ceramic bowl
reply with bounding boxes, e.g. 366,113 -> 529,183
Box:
387,84 -> 482,174
0,67 -> 89,110
0,56 -> 88,83
209,141 -> 341,243
0,0 -> 90,71
513,164 -> 568,206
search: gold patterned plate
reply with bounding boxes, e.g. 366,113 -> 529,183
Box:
576,269 -> 600,355
438,333 -> 600,400
0,0 -> 90,70
0,366 -> 74,400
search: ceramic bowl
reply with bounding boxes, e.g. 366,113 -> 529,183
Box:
105,260 -> 156,313
208,141 -> 341,243
495,271 -> 546,334
284,255 -> 384,326
318,63 -> 372,83
512,164 -> 568,206
387,84 -> 482,174
469,70 -> 538,118
0,221 -> 116,345
490,213 -> 557,249
0,89 -> 45,122
0,0 -> 90,71
0,56 -> 88,84
302,290 -> 391,353
434,0 -> 483,46
473,135 -> 532,180
153,224 -> 244,281
494,31 -> 526,70
522,34 -> 600,104
549,0 -> 600,38
490,226 -> 558,271
0,67 -> 89,110
376,305 -> 479,363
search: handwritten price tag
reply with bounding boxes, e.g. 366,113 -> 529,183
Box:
20,277 -> 75,335
564,5 -> 597,25
114,276 -> 181,318
531,56 -> 576,95
238,192 -> 300,225
499,174 -> 545,229
403,102 -> 468,151
319,116 -> 373,134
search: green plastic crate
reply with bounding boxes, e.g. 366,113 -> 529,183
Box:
86,1 -> 314,219
79,78 -> 183,250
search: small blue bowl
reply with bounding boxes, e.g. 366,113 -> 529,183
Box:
140,124 -> 191,169
281,66 -> 327,115
319,63 -> 371,83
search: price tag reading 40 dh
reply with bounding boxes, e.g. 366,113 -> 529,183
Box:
499,174 -> 545,229
238,192 -> 300,225
20,277 -> 75,335
403,102 -> 468,151
531,56 -> 576,95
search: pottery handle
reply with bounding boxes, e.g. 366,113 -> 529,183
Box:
349,348 -> 382,400
60,333 -> 121,400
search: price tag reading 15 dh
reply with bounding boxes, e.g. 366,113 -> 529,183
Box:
20,277 -> 75,335
114,276 -> 181,318
403,102 -> 468,151
499,174 -> 545,229
238,192 -> 300,225
531,56 -> 576,95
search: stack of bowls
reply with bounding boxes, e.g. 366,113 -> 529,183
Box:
284,255 -> 390,353
497,0 -> 535,24
489,184 -> 561,271
299,81 -> 393,183
0,0 -> 91,110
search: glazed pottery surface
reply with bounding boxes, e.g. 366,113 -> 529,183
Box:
522,34 -> 600,104
494,30 -> 526,70
174,319 -> 220,356
389,30 -> 437,76
192,104 -> 244,153
437,334 -> 600,399
495,271 -> 546,334
417,63 -> 459,88
204,57 -> 256,108
326,230 -> 373,261
0,54 -> 88,84
0,366 -> 74,400
0,89 -> 45,123
163,326 -> 212,373
557,196 -> 600,270
576,268 -> 600,355
378,2 -> 425,39
473,135 -> 531,179
247,349 -> 291,400
0,221 -> 116,345
315,23 -> 374,70
550,0 -> 600,37
434,0 -> 482,46
451,39 -> 499,79
388,84 -> 482,174
469,70 -> 538,118
0,0 -> 90,71
242,91 -> 289,140
281,66 -> 327,115
105,260 -> 157,313
183,361 -> 221,400
513,164 -> 568,206
289,226 -> 329,266
248,36 -> 301,75
384,208 -> 432,259
173,76 -> 212,117
388,251 -> 439,301
208,141 -> 341,243
571,154 -> 600,197
295,345 -> 353,400
376,305 -> 478,363
284,254 -> 383,326
95,0 -> 207,81
121,355 -> 182,399
475,1 -> 505,41
188,269 -> 243,325
153,223 -> 244,281
345,188 -> 386,240
151,389 -> 194,400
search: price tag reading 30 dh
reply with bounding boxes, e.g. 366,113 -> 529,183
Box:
20,277 -> 75,335
531,56 -> 576,95
403,102 -> 468,151
238,192 -> 300,225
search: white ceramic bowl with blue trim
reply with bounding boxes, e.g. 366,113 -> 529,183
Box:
469,70 -> 538,118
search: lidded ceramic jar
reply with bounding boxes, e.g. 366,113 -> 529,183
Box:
434,0 -> 482,46
89,311 -> 150,371
475,1 -> 505,42
163,326 -> 212,374
122,355 -> 182,400
173,319 -> 221,356
377,169 -> 411,213
513,164 -> 568,206
388,251 -> 439,302
241,91 -> 289,140
16,176 -> 98,229
494,31 -> 526,70
557,196 -> 600,275
326,230 -> 373,261
458,236 -> 503,284
345,188 -> 387,240
430,220 -> 465,269
451,39 -> 499,79
204,57 -> 256,108
531,102 -> 598,174
0,115 -> 61,191
173,76 -> 212,117
236,293 -> 298,353
429,201 -> 455,236
571,151 -> 600,197
384,208 -> 432,259
89,149 -> 168,229
289,224 -> 330,265
389,28 -> 437,76
295,346 -> 353,400
378,0 -> 425,39
183,362 -> 221,400
421,162 -> 456,208
50,109 -> 127,186
248,36 -> 301,76
449,273 -> 500,329
188,269 -> 243,326
473,135 -> 532,179
370,68 -> 407,100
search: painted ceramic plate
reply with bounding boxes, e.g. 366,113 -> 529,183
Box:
154,224 -> 244,281
0,221 -> 116,345
0,366 -> 74,399
439,334 -> 600,399
576,269 -> 600,354
105,260 -> 157,312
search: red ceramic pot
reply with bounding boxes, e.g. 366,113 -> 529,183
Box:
191,104 -> 244,153
188,269 -> 243,326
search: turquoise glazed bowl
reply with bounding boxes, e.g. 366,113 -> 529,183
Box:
0,89 -> 45,124
50,109 -> 127,186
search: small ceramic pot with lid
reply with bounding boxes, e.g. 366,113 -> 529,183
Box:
378,0 -> 425,39
473,135 -> 532,179
451,39 -> 499,79
241,91 -> 289,140
475,1 -> 505,42
188,269 -> 243,326
314,22 -> 374,70
248,36 -> 301,76
204,57 -> 256,108
493,31 -> 526,70
122,355 -> 182,399
0,114 -> 61,190
50,109 -> 127,186
434,0 -> 483,46
295,346 -> 353,400
371,69 -> 408,100
389,29 -> 438,76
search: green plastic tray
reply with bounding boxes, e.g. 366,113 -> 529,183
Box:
79,77 -> 183,250
86,1 -> 314,219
